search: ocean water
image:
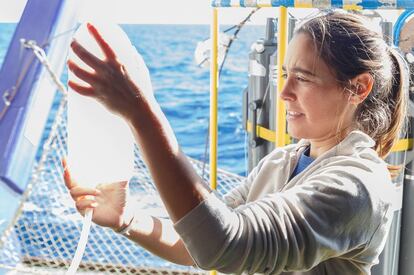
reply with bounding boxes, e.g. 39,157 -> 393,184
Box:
0,23 -> 265,176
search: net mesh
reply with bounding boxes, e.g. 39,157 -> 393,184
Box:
0,94 -> 245,274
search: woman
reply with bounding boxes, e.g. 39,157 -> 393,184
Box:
64,11 -> 408,274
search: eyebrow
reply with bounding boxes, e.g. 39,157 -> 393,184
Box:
282,66 -> 317,77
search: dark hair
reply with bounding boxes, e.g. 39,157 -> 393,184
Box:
295,11 -> 408,159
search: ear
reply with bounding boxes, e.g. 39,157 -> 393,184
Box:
348,73 -> 374,104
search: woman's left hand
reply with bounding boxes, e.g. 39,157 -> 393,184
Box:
67,23 -> 152,121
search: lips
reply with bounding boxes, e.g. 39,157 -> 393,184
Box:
286,110 -> 304,120
287,111 -> 303,115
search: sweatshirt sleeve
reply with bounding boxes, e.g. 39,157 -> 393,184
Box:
223,148 -> 285,208
174,166 -> 387,274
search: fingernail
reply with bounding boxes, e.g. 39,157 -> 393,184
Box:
91,202 -> 98,208
95,189 -> 101,195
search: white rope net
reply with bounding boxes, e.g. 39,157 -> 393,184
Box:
0,93 -> 245,274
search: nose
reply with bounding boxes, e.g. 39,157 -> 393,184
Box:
279,79 -> 296,102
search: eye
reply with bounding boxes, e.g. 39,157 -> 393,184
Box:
295,75 -> 309,82
281,72 -> 288,79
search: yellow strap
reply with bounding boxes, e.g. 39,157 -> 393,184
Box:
391,138 -> 413,152
246,121 -> 291,144
343,4 -> 363,11
246,121 -> 413,152
294,0 -> 313,8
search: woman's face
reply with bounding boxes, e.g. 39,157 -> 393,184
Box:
280,32 -> 354,141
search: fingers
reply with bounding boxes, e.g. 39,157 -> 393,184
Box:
62,158 -> 100,197
71,187 -> 100,215
68,80 -> 95,97
61,158 -> 100,217
70,186 -> 100,198
76,198 -> 98,215
62,158 -> 77,189
70,39 -> 105,69
87,23 -> 116,61
67,59 -> 99,85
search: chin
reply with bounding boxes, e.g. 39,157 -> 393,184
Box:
287,127 -> 305,140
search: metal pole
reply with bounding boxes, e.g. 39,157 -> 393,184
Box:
209,7 -> 219,275
276,6 -> 287,147
209,8 -> 218,191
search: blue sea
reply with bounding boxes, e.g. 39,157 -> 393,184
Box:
0,23 -> 265,176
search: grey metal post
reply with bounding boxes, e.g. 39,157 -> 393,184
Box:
244,18 -> 277,172
397,96 -> 414,274
381,21 -> 394,46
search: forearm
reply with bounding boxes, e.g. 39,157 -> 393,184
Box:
126,97 -> 211,222
120,210 -> 194,266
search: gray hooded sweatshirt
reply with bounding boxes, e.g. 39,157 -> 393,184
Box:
174,131 -> 400,274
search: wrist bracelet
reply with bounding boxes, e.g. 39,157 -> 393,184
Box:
116,216 -> 134,235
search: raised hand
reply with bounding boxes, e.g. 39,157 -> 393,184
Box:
67,23 -> 152,121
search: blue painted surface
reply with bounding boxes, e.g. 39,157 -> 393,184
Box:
331,0 -> 344,8
0,0 -> 79,198
271,0 -> 295,7
361,0 -> 392,9
0,0 -> 80,247
0,0 -> 64,194
397,0 -> 414,8
0,2 -> 66,260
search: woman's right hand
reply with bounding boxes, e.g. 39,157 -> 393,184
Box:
62,159 -> 134,232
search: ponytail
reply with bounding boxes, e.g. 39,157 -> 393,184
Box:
376,47 -> 409,159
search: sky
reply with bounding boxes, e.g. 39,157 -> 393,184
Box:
0,0 -> 312,25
